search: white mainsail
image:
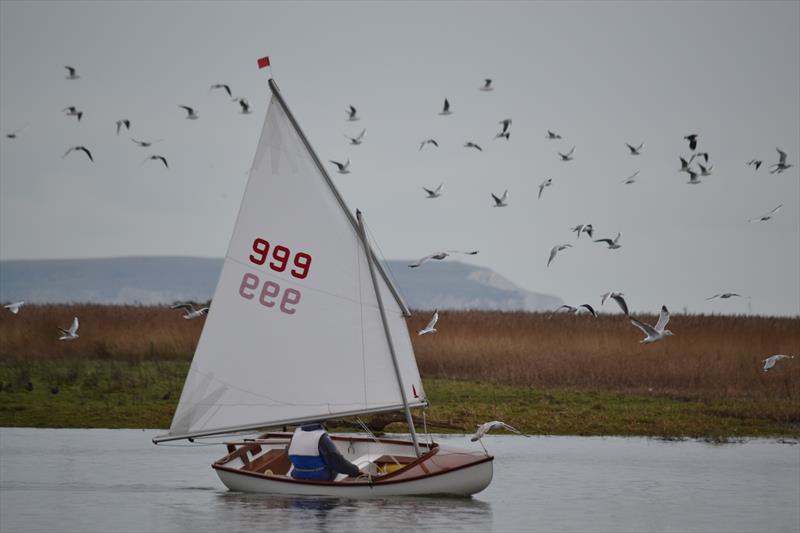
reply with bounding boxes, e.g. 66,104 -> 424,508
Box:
155,86 -> 426,442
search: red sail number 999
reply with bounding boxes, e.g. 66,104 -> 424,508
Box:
249,238 -> 312,280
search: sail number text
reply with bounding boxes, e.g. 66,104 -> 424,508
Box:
239,273 -> 301,315
249,238 -> 312,280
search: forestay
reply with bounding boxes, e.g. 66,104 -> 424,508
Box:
155,89 -> 425,442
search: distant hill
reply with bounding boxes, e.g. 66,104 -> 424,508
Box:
0,257 -> 562,311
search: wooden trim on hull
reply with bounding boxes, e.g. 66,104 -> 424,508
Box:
212,434 -> 493,496
214,455 -> 493,497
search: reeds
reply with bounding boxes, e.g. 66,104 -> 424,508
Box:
1,305 -> 797,402
410,310 -> 800,401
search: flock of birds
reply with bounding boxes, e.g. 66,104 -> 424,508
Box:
329,82 -> 796,378
2,68 -> 797,429
4,66 -> 253,170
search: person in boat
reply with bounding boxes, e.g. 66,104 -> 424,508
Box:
287,422 -> 361,481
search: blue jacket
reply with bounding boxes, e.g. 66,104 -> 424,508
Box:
288,424 -> 360,481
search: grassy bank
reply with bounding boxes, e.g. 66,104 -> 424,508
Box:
0,360 -> 797,438
0,305 -> 798,437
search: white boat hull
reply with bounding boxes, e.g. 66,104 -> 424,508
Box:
212,433 -> 493,497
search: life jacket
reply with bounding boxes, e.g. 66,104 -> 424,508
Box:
288,427 -> 328,480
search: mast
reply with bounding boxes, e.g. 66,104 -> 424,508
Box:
356,210 -> 421,457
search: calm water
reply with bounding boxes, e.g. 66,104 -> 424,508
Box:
1,429 -> 798,533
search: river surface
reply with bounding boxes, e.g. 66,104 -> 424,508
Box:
0,428 -> 798,533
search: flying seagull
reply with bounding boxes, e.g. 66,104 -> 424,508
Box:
146,155 -> 168,168
571,224 -> 594,239
210,84 -> 232,98
762,354 -> 795,372
594,232 -> 622,249
3,301 -> 24,314
626,143 -> 643,155
556,304 -> 597,317
538,178 -> 553,200
5,124 -> 29,139
62,106 -> 83,122
684,134 -> 698,151
115,119 -> 131,135
558,146 -> 575,161
63,146 -> 93,162
418,310 -> 439,335
408,250 -> 479,268
706,293 -> 742,301
471,420 -> 528,442
498,118 -> 512,135
131,138 -> 162,147
622,171 -> 640,184
601,291 -> 629,315
419,139 -> 439,151
64,66 -> 80,80
769,148 -> 792,174
749,204 -> 782,222
546,130 -> 562,140
747,159 -> 762,171
235,98 -> 251,114
479,79 -> 494,91
171,303 -> 208,320
178,105 -> 198,119
346,105 -> 359,121
491,189 -> 509,207
344,129 -> 366,145
439,98 -> 452,116
58,317 -> 80,341
629,305 -> 674,344
547,244 -> 572,267
464,142 -> 483,151
329,158 -> 351,174
698,163 -> 712,177
423,183 -> 444,198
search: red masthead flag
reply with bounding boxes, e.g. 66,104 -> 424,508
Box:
257,56 -> 270,69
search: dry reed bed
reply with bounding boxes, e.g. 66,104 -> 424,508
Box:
409,310 -> 800,401
1,305 -> 798,402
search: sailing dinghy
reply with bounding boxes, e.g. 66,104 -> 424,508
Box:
153,78 -> 493,497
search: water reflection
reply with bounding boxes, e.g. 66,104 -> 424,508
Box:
213,492 -> 493,533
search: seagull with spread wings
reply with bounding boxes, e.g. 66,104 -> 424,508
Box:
571,224 -> 594,239
178,105 -> 198,119
769,148 -> 792,174
418,310 -> 439,335
419,139 -> 439,151
423,183 -> 444,198
4,301 -> 25,315
601,291 -> 629,315
558,146 -> 575,161
622,171 -> 640,185
58,317 -> 80,341
546,130 -> 562,140
408,250 -> 478,268
762,354 -> 795,372
538,178 -> 552,200
64,66 -> 80,80
329,158 -> 351,174
749,204 -> 783,222
171,303 -> 208,320
210,84 -> 232,98
479,79 -> 494,91
594,232 -> 622,249
344,129 -> 366,146
626,143 -> 643,155
439,98 -> 452,116
491,190 -> 509,207
548,244 -> 572,267
63,146 -> 94,162
146,155 -> 169,169
346,105 -> 359,121
629,306 -> 674,344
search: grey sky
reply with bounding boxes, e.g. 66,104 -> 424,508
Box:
1,1 -> 798,316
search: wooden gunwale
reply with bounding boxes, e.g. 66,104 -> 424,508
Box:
212,445 -> 493,487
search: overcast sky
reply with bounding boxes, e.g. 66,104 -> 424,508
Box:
1,1 -> 798,316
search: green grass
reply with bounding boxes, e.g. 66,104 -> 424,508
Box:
1,361 -> 797,438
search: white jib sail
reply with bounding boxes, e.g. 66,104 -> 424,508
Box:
158,90 -> 426,441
